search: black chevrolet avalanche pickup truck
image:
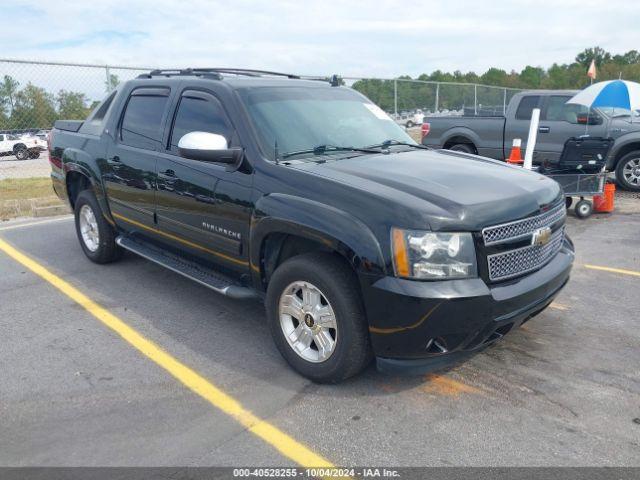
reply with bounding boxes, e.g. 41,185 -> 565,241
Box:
49,68 -> 574,383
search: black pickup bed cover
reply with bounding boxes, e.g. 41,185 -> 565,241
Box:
54,120 -> 83,133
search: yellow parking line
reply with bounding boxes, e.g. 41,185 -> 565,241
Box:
0,238 -> 333,468
584,264 -> 640,278
0,215 -> 73,231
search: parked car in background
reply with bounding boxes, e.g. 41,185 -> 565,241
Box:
0,133 -> 45,159
393,109 -> 424,128
421,90 -> 640,191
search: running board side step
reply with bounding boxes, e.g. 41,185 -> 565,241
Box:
116,235 -> 260,300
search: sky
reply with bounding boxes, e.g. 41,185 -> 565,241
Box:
1,0 -> 640,79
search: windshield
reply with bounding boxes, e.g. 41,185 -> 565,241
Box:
238,86 -> 415,161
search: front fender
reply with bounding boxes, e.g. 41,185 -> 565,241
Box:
251,193 -> 387,286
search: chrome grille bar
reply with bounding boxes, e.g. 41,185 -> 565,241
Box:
487,228 -> 565,281
482,203 -> 566,246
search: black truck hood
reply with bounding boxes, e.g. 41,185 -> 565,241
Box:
291,149 -> 562,231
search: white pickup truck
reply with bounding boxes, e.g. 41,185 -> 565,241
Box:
0,133 -> 46,160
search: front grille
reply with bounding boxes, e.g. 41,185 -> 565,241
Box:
482,203 -> 566,246
487,227 -> 564,281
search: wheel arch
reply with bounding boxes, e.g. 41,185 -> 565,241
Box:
610,140 -> 640,169
441,128 -> 480,153
12,143 -> 27,153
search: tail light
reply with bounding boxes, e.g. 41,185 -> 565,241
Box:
421,122 -> 431,140
47,130 -> 62,169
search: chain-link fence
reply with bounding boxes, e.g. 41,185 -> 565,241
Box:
0,59 -> 150,182
344,77 -> 522,127
0,59 -> 522,181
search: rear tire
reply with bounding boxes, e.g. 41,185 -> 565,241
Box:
615,151 -> 640,191
448,143 -> 475,154
266,252 -> 372,383
14,147 -> 27,160
74,189 -> 122,264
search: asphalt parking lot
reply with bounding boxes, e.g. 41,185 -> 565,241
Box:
0,153 -> 51,180
0,204 -> 639,467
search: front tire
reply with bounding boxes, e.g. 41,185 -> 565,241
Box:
266,252 -> 372,383
615,151 -> 640,191
74,189 -> 122,264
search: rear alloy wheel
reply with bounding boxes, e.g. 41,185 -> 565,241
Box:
15,148 -> 28,160
74,189 -> 122,264
615,151 -> 640,191
266,252 -> 372,383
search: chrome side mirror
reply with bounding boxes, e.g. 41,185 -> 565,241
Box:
178,132 -> 242,164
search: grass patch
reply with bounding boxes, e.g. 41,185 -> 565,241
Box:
0,177 -> 66,220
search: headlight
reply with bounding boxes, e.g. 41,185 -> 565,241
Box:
391,228 -> 477,280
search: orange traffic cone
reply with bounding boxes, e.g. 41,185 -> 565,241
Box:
507,138 -> 523,164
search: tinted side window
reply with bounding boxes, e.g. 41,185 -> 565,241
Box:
515,95 -> 541,120
170,95 -> 231,150
121,93 -> 170,149
544,95 -> 589,124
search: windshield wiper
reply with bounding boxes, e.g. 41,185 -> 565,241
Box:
365,139 -> 431,150
281,144 -> 380,159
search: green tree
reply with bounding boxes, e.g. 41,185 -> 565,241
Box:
11,83 -> 57,129
519,66 -> 546,88
105,73 -> 120,93
575,47 -> 612,68
0,75 -> 20,116
57,90 -> 91,119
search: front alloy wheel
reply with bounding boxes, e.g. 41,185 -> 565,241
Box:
279,281 -> 338,363
265,252 -> 372,383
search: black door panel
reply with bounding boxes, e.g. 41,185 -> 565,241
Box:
153,88 -> 253,275
104,87 -> 172,232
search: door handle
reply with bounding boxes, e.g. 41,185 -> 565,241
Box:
108,155 -> 121,163
538,126 -> 550,133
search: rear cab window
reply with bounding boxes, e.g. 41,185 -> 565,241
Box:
515,95 -> 541,120
119,87 -> 171,150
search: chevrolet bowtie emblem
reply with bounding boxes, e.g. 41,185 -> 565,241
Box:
531,226 -> 552,246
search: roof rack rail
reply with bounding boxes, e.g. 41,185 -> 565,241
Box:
137,69 -> 222,80
137,68 -> 300,80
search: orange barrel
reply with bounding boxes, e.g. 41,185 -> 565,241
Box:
593,183 -> 616,213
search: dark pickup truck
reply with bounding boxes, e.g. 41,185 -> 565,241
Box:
50,69 -> 574,383
422,90 -> 640,191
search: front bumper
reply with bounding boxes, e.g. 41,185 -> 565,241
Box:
360,237 -> 574,374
